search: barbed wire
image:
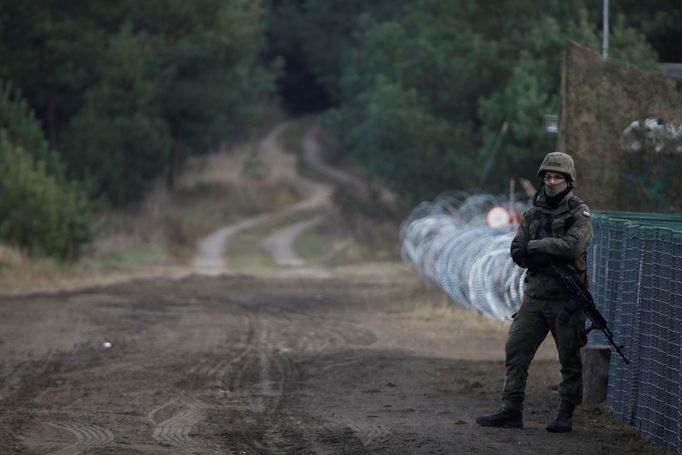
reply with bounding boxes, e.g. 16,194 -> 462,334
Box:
400,191 -> 530,320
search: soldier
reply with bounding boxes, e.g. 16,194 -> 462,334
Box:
476,152 -> 593,433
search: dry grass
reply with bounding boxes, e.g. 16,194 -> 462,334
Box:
85,109 -> 307,261
278,116 -> 314,156
294,219 -> 378,266
225,209 -> 319,273
0,113 -> 405,294
0,244 -> 24,269
0,108 -> 309,293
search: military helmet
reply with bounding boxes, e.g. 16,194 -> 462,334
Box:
537,152 -> 576,182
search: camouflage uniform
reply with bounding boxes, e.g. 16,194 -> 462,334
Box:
505,188 -> 593,411
476,152 -> 593,432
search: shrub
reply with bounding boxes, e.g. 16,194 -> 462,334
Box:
0,81 -> 90,258
0,133 -> 90,258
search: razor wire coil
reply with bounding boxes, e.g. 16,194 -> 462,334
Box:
404,194 -> 682,454
400,192 -> 530,320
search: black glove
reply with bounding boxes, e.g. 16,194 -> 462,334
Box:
512,244 -> 529,263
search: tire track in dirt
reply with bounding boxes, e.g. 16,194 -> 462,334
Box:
235,305 -> 384,453
5,289 -> 380,453
276,306 -> 378,356
44,422 -> 114,455
205,303 -> 357,453
0,342 -> 102,417
0,336 -> 121,453
6,295 -> 380,453
260,303 -> 390,452
145,310 -> 259,452
148,398 -> 211,453
324,417 -> 391,448
145,307 -> 292,453
186,314 -> 256,379
2,273 -> 673,454
221,324 -> 291,452
0,358 -> 52,405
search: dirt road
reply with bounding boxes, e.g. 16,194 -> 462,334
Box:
191,123 -> 332,275
0,266 -> 668,454
0,122 -> 670,454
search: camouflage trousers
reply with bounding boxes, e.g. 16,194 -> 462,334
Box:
502,295 -> 587,411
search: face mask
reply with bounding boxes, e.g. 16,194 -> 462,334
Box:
545,181 -> 568,197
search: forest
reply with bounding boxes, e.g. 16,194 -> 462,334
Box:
0,0 -> 680,258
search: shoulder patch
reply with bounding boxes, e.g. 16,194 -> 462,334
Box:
582,210 -> 591,218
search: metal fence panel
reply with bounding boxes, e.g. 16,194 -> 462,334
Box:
590,214 -> 682,454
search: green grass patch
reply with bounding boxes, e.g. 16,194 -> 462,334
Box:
226,240 -> 277,272
227,209 -> 321,272
294,221 -> 373,266
279,117 -> 314,156
80,244 -> 171,270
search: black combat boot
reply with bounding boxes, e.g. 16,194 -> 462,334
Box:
476,408 -> 523,428
546,401 -> 575,433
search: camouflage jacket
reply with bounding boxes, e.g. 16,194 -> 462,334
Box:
510,190 -> 593,300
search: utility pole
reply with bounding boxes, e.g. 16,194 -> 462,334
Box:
602,0 -> 609,60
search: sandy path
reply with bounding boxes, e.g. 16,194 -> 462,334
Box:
259,125 -> 374,268
191,212 -> 274,274
260,216 -> 323,267
193,122 -> 370,274
0,270 -> 668,454
191,123 -> 332,274
302,125 -> 368,191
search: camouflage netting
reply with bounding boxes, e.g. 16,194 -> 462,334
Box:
557,42 -> 682,212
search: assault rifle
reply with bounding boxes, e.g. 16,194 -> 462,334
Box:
548,264 -> 630,364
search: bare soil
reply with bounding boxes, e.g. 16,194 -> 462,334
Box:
0,266 -> 671,454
